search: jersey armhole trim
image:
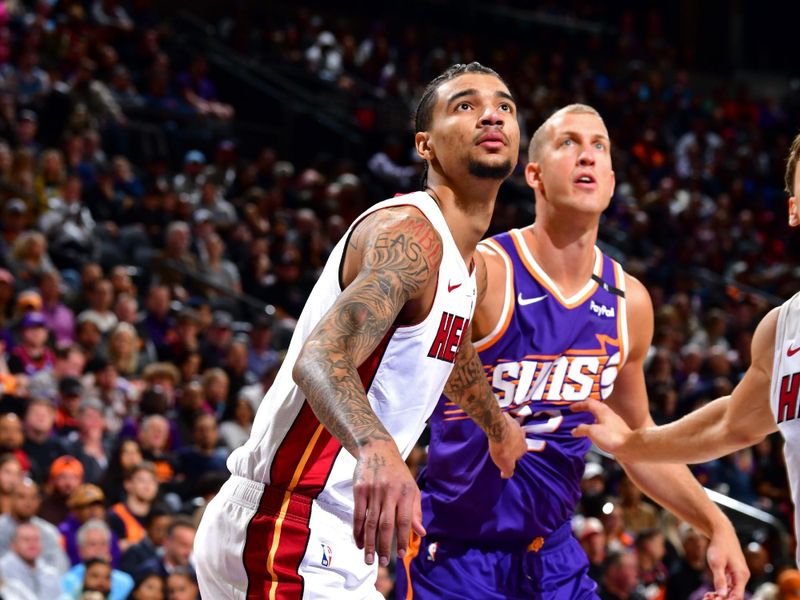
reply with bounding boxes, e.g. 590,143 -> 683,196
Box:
612,260 -> 629,366
475,239 -> 514,352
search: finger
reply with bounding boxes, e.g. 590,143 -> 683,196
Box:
499,455 -> 515,479
363,490 -> 381,565
572,424 -> 592,438
709,557 -> 729,599
378,493 -> 397,567
395,483 -> 415,559
412,489 -> 426,537
352,486 -> 367,550
731,567 -> 747,600
570,399 -> 602,416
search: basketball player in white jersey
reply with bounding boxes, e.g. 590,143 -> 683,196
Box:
193,62 -> 527,599
572,133 -> 800,588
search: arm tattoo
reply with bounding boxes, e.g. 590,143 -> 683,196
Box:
294,213 -> 443,454
444,329 -> 506,442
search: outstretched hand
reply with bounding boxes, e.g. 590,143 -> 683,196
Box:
570,399 -> 636,461
352,440 -> 426,567
489,412 -> 527,478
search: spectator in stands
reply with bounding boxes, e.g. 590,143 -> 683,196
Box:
63,398 -> 110,485
137,516 -> 195,578
0,453 -> 22,515
58,484 -> 120,566
617,473 -> 659,535
128,572 -> 165,600
599,549 -> 647,600
636,528 -> 668,599
22,397 -> 63,482
0,522 -> 61,599
151,222 -> 199,299
8,312 -> 54,376
39,455 -> 83,526
0,414 -> 27,470
118,504 -> 171,577
577,516 -> 607,582
200,232 -> 240,297
200,312 -> 232,370
54,375 -> 84,435
106,322 -> 146,377
77,279 -> 118,335
75,313 -> 104,367
176,55 -> 234,120
166,568 -> 199,600
85,358 -> 132,435
61,519 -> 134,600
101,439 -> 144,505
108,462 -> 159,552
199,367 -> 228,419
246,314 -> 278,378
175,414 -> 227,496
137,415 -> 175,484
161,308 -> 200,365
222,339 -> 254,403
172,151 -> 206,198
219,395 -> 253,452
28,344 -> 85,403
137,285 -> 172,359
0,477 -> 69,574
666,523 -> 709,600
37,269 -> 75,345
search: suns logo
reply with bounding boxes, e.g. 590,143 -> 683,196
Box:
427,541 -> 438,562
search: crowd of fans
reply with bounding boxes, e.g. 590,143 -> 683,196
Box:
0,0 -> 795,598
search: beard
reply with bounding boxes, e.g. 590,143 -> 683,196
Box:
468,157 -> 513,180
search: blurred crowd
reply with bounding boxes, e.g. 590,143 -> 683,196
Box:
0,0 -> 796,599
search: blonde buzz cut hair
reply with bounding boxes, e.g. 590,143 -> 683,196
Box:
786,132 -> 800,196
528,104 -> 603,163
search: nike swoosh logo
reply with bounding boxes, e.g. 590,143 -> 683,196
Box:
789,345 -> 800,357
518,293 -> 548,306
448,282 -> 462,293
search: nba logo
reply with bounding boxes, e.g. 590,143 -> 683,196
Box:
427,542 -> 438,562
321,544 -> 332,567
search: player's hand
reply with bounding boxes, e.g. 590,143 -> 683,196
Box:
570,400 -> 636,461
488,412 -> 527,478
352,439 -> 426,567
704,521 -> 749,600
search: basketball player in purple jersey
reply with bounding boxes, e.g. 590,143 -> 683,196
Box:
398,105 -> 748,599
571,133 -> 800,576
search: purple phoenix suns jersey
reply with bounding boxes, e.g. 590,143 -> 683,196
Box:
420,228 -> 628,542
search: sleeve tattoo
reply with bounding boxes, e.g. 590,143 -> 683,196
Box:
293,213 -> 443,454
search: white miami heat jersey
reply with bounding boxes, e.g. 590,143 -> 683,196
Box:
770,291 -> 800,564
227,191 -> 477,515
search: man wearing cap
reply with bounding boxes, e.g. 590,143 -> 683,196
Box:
8,312 -> 53,376
54,375 -> 84,434
173,150 -> 206,196
0,478 -> 69,574
200,310 -> 233,369
58,483 -> 122,567
39,455 -> 84,526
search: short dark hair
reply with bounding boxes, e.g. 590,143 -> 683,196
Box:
786,131 -> 800,195
167,515 -> 196,538
414,62 -> 503,133
413,62 -> 504,188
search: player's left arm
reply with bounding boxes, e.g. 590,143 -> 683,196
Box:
443,250 -> 526,478
604,274 -> 748,600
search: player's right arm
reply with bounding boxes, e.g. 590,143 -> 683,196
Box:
572,307 -> 780,463
292,207 -> 442,568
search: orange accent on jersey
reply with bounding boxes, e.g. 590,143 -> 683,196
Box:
401,530 -> 423,599
110,502 -> 146,545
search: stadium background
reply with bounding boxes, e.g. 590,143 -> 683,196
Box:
0,0 -> 799,598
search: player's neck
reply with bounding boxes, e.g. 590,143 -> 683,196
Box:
524,218 -> 598,297
426,180 -> 498,265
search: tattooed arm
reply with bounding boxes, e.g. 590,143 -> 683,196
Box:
292,208 -> 441,568
444,251 -> 527,477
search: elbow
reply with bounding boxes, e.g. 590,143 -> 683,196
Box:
292,343 -> 313,390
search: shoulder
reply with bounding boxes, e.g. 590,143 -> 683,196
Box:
751,306 -> 780,371
621,272 -> 653,318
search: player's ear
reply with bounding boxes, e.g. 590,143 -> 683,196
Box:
789,195 -> 799,228
415,132 -> 432,162
525,161 -> 541,191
